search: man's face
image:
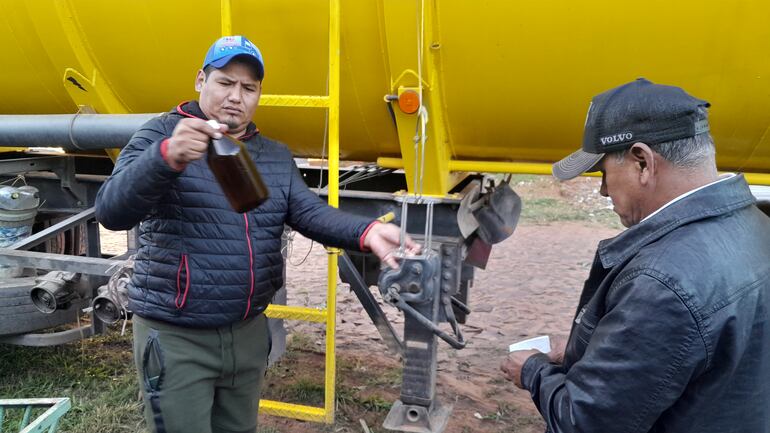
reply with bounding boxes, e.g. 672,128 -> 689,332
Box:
196,61 -> 261,135
598,153 -> 645,228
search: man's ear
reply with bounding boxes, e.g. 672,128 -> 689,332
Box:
629,142 -> 656,186
195,70 -> 206,92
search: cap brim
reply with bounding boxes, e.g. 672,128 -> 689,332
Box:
552,149 -> 604,181
208,54 -> 264,80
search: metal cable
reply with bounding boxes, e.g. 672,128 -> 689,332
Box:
282,229 -> 314,267
339,166 -> 395,188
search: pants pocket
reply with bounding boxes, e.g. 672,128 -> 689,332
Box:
142,329 -> 169,433
143,330 -> 165,393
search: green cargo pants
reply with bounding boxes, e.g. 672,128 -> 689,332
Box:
132,314 -> 270,433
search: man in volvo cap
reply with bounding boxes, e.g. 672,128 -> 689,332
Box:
500,78 -> 770,432
96,35 -> 419,433
552,77 -> 711,181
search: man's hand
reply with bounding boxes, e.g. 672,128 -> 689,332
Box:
500,335 -> 568,389
501,349 -> 540,389
165,118 -> 228,171
363,223 -> 420,269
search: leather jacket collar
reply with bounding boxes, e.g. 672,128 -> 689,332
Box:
598,174 -> 755,269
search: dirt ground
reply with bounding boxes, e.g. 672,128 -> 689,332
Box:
99,175 -> 620,433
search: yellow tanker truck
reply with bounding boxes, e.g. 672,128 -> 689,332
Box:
1,1 -> 769,432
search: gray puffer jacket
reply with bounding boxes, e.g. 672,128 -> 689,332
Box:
95,101 -> 373,328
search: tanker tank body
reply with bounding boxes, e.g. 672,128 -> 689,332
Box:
1,2 -> 770,433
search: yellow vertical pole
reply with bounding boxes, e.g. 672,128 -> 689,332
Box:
220,0 -> 232,36
324,0 -> 341,424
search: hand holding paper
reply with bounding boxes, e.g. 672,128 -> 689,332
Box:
501,335 -> 566,389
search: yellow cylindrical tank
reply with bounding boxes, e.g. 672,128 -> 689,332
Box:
1,1 -> 769,173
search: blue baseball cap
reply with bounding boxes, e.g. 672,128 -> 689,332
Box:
202,35 -> 264,80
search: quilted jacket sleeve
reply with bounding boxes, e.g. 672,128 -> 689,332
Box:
95,116 -> 181,230
520,272 -> 707,433
286,161 -> 374,251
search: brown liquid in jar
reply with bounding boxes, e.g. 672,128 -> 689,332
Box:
207,129 -> 269,213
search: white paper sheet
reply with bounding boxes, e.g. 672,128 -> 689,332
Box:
508,335 -> 551,353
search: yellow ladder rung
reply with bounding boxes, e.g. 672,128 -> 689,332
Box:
259,400 -> 326,423
265,304 -> 327,323
260,95 -> 330,108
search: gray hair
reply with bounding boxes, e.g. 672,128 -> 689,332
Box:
648,133 -> 715,168
611,133 -> 715,168
611,108 -> 716,169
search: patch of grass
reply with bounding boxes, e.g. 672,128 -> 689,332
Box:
477,402 -> 517,422
363,367 -> 401,388
3,328 -> 401,433
286,331 -> 317,353
521,198 -> 589,223
336,354 -> 364,372
1,406 -> 48,431
521,197 -> 621,228
333,387 -> 393,433
507,174 -> 541,184
266,379 -> 393,422
275,330 -> 319,364
500,413 -> 544,432
473,402 -> 544,432
271,378 -> 325,406
0,331 -> 144,433
338,356 -> 401,389
337,387 -> 392,413
263,347 -> 398,433
491,173 -> 623,228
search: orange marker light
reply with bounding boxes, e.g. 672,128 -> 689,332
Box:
398,90 -> 420,114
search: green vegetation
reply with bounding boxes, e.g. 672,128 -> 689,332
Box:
262,330 -> 398,432
521,197 -> 620,227
475,402 -> 543,432
0,331 -> 142,433
504,174 -> 622,228
0,328 -> 408,432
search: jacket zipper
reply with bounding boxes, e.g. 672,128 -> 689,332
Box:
177,102 -> 258,317
243,214 -> 255,318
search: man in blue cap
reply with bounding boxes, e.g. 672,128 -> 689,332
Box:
500,78 -> 770,432
95,35 -> 418,433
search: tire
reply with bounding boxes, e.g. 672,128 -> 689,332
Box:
0,277 -> 85,336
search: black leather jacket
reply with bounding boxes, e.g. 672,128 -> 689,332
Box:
521,174 -> 770,433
